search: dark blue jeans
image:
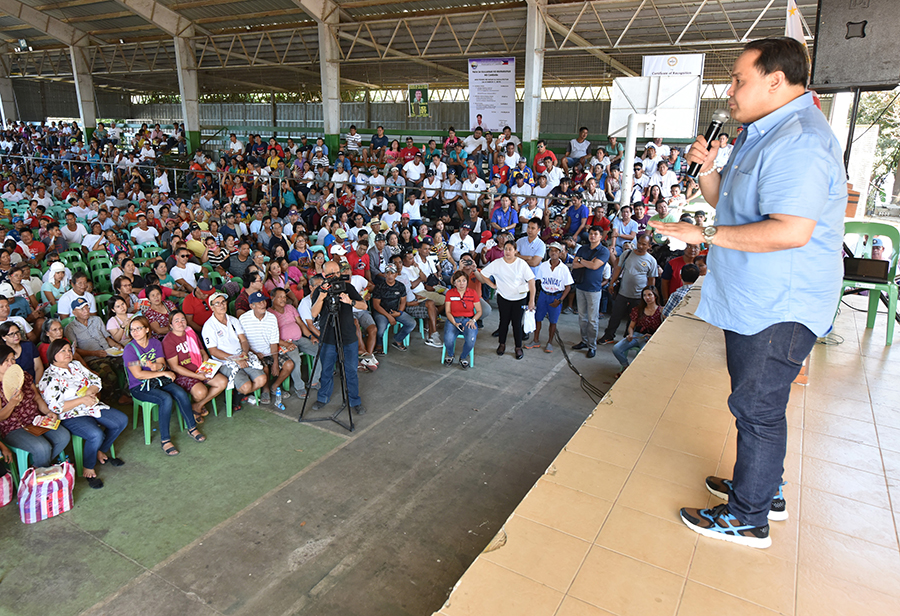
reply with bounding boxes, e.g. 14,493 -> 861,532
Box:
318,341 -> 361,407
62,408 -> 129,470
724,322 -> 816,527
131,382 -> 196,442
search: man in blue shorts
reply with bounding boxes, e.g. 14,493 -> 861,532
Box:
526,242 -> 573,353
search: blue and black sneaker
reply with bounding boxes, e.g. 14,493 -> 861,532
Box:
705,476 -> 788,521
680,504 -> 771,549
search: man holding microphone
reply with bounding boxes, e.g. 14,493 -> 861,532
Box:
654,37 -> 846,548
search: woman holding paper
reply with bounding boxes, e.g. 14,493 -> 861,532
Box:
39,339 -> 127,489
162,311 -> 228,422
0,343 -> 70,470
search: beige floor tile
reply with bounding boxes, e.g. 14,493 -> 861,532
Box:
802,377 -> 870,403
481,515 -> 591,593
802,430 -> 884,474
568,546 -> 684,616
881,448 -> 900,480
544,451 -> 631,501
798,524 -> 900,596
634,444 -> 719,489
564,427 -> 646,470
678,581 -> 780,616
585,405 -> 661,442
440,559 -> 563,616
803,410 -> 878,446
668,382 -> 731,411
805,391 -> 873,423
788,382 -> 806,408
796,567 -> 900,616
785,403 -> 803,429
649,419 -> 728,461
877,424 -> 900,453
554,596 -> 617,616
661,398 -> 734,435
516,479 -> 613,543
799,486 -> 898,549
863,372 -> 900,393
617,472 -> 711,523
594,505 -> 698,576
873,403 -> 900,429
801,456 -> 891,508
688,539 -> 796,614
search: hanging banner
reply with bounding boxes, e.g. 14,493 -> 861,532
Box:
641,54 -> 705,79
468,58 -> 516,132
408,84 -> 430,118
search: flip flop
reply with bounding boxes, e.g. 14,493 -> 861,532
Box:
86,476 -> 104,489
161,440 -> 179,456
188,428 -> 206,443
106,457 -> 125,467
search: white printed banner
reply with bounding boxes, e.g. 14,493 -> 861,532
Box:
642,54 -> 705,79
468,57 -> 516,133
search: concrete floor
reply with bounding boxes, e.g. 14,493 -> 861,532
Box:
3,310 -> 620,616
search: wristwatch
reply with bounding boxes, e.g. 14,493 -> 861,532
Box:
702,225 -> 718,245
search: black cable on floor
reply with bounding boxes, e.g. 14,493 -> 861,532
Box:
553,330 -> 606,404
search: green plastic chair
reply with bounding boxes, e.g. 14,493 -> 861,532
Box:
92,268 -> 113,293
94,293 -> 113,318
840,221 -> 900,345
440,333 -> 475,367
60,316 -> 76,329
68,262 -> 89,276
71,436 -> 116,477
6,445 -> 66,486
60,250 -> 83,264
87,250 -> 108,262
207,272 -> 224,287
132,398 -> 185,445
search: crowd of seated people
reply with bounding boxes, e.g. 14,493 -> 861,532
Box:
0,118 -> 715,488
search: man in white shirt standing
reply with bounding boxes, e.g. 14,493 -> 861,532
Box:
462,127 -> 487,179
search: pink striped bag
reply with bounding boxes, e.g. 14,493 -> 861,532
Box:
17,462 -> 75,524
0,471 -> 12,508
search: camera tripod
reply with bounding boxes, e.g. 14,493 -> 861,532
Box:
298,293 -> 355,432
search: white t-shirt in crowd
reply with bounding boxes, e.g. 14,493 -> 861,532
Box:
130,226 -> 159,245
463,135 -> 487,155
58,290 -> 97,316
403,199 -> 422,220
202,314 -> 244,356
480,257 -> 535,301
536,260 -> 574,293
60,223 -> 88,247
402,161 -> 426,182
171,262 -> 203,289
448,233 -> 475,262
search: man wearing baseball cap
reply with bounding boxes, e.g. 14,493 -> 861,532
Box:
239,291 -> 296,409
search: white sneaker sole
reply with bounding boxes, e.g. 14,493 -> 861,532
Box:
706,483 -> 788,521
680,511 -> 772,549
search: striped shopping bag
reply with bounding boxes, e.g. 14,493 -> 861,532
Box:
0,467 -> 12,508
17,461 -> 75,524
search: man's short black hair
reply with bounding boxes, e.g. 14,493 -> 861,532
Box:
681,263 -> 701,284
743,36 -> 809,88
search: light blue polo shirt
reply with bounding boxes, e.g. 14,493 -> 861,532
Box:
516,235 -> 546,276
697,92 -> 846,337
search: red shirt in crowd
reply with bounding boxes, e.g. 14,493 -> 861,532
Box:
445,287 -> 479,319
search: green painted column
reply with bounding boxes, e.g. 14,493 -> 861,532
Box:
522,140 -> 538,168
84,126 -> 94,143
324,133 -> 340,155
187,130 -> 201,153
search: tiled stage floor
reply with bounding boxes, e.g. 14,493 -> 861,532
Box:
433,284 -> 900,616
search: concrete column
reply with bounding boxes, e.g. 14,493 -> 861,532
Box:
174,36 -> 201,152
521,0 -> 546,165
69,44 -> 96,141
0,77 -> 17,125
319,16 -> 340,153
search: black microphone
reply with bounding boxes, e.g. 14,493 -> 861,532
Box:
685,109 -> 730,179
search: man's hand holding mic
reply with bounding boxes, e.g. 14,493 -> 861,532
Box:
684,134 -> 720,177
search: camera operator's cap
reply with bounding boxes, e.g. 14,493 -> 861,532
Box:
873,237 -> 884,247
548,242 -> 566,252
207,291 -> 227,308
374,233 -> 386,242
461,221 -> 474,230
248,291 -> 267,304
384,264 -> 398,273
197,278 -> 215,294
426,169 -> 435,177
49,261 -> 66,273
71,297 -> 90,310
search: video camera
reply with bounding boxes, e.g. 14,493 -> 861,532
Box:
321,273 -> 349,297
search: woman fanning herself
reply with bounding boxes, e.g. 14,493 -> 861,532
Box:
162,311 -> 228,422
442,271 -> 482,369
40,339 -> 128,489
475,240 -> 536,360
0,344 -> 70,472
612,285 -> 664,377
124,315 -> 205,456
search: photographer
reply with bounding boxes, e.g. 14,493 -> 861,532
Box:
309,261 -> 367,416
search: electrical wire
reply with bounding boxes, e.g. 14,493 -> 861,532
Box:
553,330 -> 606,404
816,332 -> 844,346
852,90 -> 900,145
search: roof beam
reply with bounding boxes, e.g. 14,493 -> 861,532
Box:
540,10 -> 637,76
0,0 -> 93,46
109,0 -> 198,37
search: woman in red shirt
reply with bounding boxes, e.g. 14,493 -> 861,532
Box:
612,285 -> 663,376
442,270 -> 483,369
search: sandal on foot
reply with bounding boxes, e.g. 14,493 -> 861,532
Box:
86,476 -> 104,489
161,440 -> 179,456
193,413 -> 205,424
106,457 -> 125,467
188,428 -> 206,443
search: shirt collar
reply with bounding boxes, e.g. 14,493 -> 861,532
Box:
744,91 -> 813,138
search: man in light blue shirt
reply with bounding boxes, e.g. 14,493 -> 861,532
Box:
655,37 -> 846,549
